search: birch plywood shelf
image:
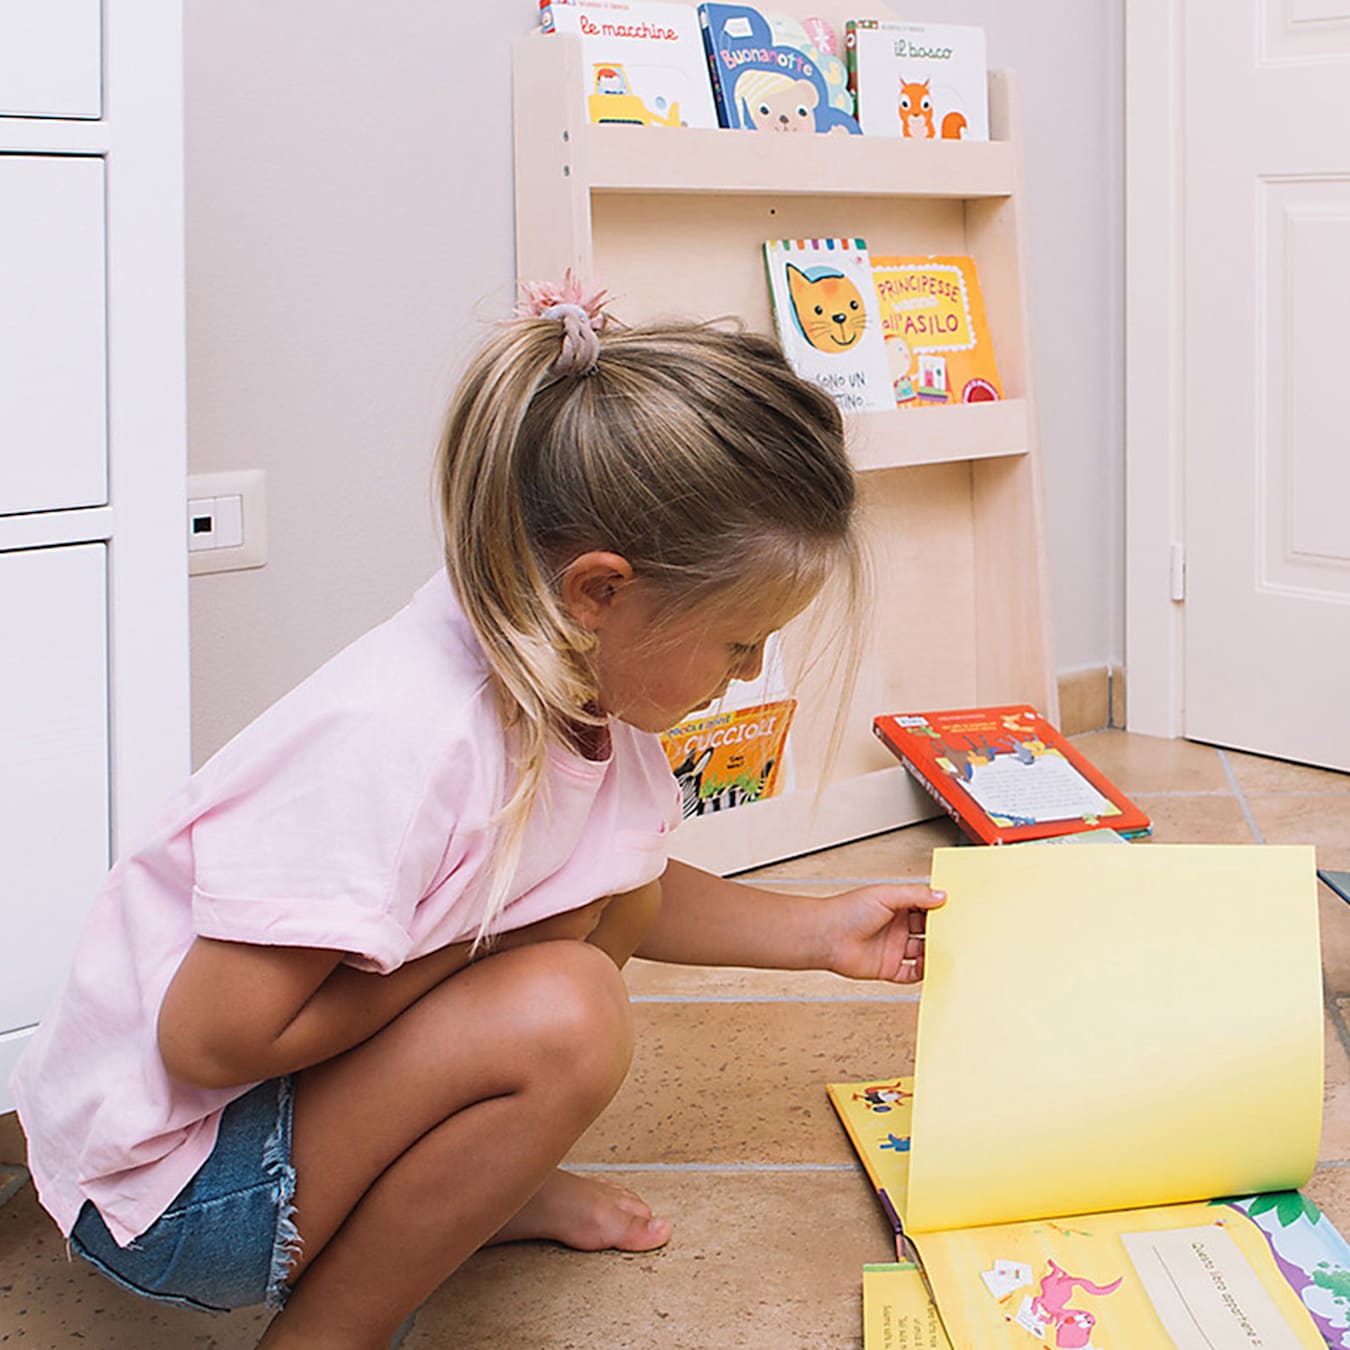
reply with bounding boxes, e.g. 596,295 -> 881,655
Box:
513,21 -> 1056,875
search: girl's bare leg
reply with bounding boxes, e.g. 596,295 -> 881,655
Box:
258,939 -> 652,1350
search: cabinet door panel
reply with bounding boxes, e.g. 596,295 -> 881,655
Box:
0,156 -> 108,516
0,0 -> 102,118
0,543 -> 109,1033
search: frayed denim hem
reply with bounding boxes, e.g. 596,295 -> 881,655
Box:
263,1073 -> 302,1311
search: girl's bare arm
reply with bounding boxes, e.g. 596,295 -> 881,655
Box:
158,897 -> 615,1089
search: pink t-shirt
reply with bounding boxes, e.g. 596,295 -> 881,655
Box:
10,571 -> 680,1247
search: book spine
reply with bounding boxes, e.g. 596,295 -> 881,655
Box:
698,7 -> 734,128
844,19 -> 859,111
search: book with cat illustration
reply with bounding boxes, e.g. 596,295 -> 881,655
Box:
872,705 -> 1152,845
831,843 -> 1348,1348
764,238 -> 894,413
540,0 -> 719,129
872,255 -> 1002,409
845,19 -> 989,142
658,698 -> 794,819
698,3 -> 858,134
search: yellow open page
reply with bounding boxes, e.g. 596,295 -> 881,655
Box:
864,1263 -> 952,1349
905,844 -> 1322,1234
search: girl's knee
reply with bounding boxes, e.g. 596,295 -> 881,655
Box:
510,941 -> 634,1091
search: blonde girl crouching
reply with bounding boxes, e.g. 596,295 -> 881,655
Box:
11,282 -> 943,1350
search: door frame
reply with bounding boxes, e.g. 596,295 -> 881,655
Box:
1124,0 -> 1186,739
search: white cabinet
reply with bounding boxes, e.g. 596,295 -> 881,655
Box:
0,545 -> 110,1034
0,0 -> 102,119
0,3 -> 188,1110
0,156 -> 108,515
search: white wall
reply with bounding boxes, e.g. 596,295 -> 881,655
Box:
184,0 -> 1124,764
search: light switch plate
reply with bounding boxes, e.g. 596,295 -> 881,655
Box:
186,470 -> 268,575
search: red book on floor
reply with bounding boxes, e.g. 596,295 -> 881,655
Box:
873,704 -> 1151,845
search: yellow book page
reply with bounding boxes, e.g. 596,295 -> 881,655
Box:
906,845 -> 1321,1233
864,1264 -> 952,1350
826,1078 -> 915,1224
913,1201 -> 1325,1348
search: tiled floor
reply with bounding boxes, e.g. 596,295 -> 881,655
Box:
2,729 -> 1349,1348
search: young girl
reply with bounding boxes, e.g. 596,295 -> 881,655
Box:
11,278 -> 941,1349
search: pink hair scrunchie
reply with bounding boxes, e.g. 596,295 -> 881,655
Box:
516,270 -> 611,377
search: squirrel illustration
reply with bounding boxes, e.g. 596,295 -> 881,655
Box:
898,78 -> 968,140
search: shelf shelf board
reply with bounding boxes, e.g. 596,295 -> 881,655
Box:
586,123 -> 1016,200
846,398 -> 1029,472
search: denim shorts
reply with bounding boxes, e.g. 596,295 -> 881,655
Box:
69,1076 -> 301,1313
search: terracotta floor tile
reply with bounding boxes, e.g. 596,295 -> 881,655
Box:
1247,796 -> 1350,853
403,1169 -> 893,1350
0,1107 -> 28,1166
1323,1011 -> 1350,1162
0,1178 -> 268,1347
738,817 -> 960,883
1225,750 -> 1350,796
1070,730 -> 1230,794
569,1001 -> 918,1167
1132,793 -> 1256,843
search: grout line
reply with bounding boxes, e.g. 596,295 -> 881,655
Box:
1217,750 -> 1266,842
569,1162 -> 860,1173
631,993 -> 921,1004
1317,1159 -> 1350,1170
1325,984 -> 1350,1064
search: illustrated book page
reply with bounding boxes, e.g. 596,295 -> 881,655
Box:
872,705 -> 1152,844
541,0 -> 720,128
871,255 -> 1002,409
829,844 -> 1336,1346
764,237 -> 894,413
699,3 -> 858,133
845,20 -> 989,140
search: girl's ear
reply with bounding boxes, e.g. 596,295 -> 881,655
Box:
560,551 -> 636,631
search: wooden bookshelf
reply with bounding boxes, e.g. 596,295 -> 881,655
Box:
513,19 -> 1057,875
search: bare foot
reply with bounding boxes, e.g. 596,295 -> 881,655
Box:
489,1169 -> 672,1252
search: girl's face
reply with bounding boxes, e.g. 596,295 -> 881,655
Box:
587,574 -> 816,734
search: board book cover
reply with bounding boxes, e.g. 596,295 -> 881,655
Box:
872,705 -> 1152,845
845,19 -> 989,141
699,3 -> 859,134
831,844 -> 1344,1348
658,698 -> 794,819
764,237 -> 894,413
540,0 -> 719,129
872,255 -> 1002,409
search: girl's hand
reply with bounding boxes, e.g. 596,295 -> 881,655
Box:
819,884 -> 946,984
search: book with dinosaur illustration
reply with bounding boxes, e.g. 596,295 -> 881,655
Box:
832,843 -> 1348,1349
872,255 -> 1002,409
698,4 -> 859,134
540,0 -> 719,129
764,238 -> 894,413
872,705 -> 1151,845
845,19 -> 989,142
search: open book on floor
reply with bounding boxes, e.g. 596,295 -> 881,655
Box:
829,843 -> 1350,1348
873,705 -> 1152,845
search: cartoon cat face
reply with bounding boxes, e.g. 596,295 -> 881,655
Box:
786,264 -> 867,352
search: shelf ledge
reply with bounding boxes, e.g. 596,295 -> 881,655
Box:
585,123 -> 1015,200
846,398 -> 1029,472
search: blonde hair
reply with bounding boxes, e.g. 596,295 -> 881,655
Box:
435,316 -> 864,943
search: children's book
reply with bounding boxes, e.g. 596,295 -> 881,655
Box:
540,0 -> 719,129
659,698 -> 794,819
864,1263 -> 953,1349
764,238 -> 894,413
699,4 -> 860,134
1321,869 -> 1350,906
831,843 -> 1343,1349
845,19 -> 989,142
871,255 -> 1002,409
766,13 -> 854,121
872,705 -> 1152,845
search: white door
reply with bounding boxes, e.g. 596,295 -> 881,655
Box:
1182,1 -> 1350,770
